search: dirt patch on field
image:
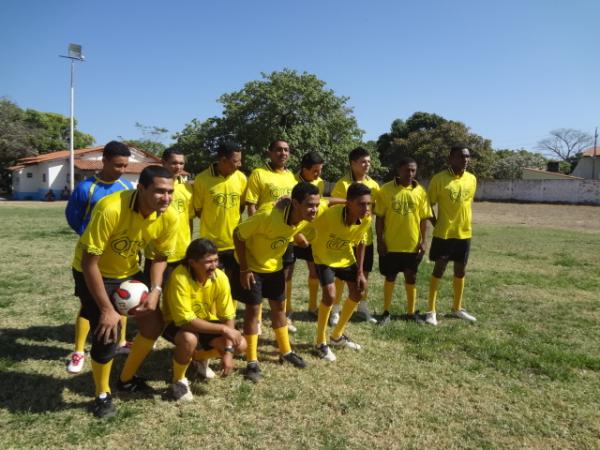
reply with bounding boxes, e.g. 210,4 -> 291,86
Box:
474,201 -> 600,232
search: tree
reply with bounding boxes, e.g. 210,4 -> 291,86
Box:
123,122 -> 169,156
376,112 -> 496,179
491,149 -> 547,179
537,128 -> 592,161
173,69 -> 366,179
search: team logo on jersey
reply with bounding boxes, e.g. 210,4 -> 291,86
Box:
447,185 -> 473,203
212,192 -> 241,209
391,196 -> 416,215
270,237 -> 288,250
326,234 -> 351,250
268,184 -> 292,200
172,198 -> 186,214
111,236 -> 145,258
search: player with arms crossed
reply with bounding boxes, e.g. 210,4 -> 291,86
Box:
375,156 -> 432,325
425,145 -> 478,326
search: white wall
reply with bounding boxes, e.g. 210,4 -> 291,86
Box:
475,179 -> 600,205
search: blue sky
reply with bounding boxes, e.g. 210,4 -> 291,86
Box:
1,0 -> 599,152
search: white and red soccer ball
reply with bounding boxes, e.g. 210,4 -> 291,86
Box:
112,280 -> 148,316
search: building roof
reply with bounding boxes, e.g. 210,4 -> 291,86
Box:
522,167 -> 583,179
581,147 -> 600,157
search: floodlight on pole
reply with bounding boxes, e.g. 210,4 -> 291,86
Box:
59,44 -> 85,192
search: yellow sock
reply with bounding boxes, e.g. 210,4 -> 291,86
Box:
453,276 -> 465,311
285,280 -> 293,314
245,334 -> 258,362
74,314 -> 90,353
119,334 -> 155,382
172,358 -> 191,383
383,281 -> 395,312
119,316 -> 127,346
273,326 -> 292,355
331,298 -> 358,340
405,283 -> 417,314
334,278 -> 344,305
193,348 -> 220,360
308,277 -> 319,312
91,359 -> 113,396
316,303 -> 332,345
428,276 -> 441,312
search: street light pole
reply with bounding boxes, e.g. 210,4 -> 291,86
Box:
60,44 -> 85,192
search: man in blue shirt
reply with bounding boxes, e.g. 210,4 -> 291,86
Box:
65,141 -> 133,373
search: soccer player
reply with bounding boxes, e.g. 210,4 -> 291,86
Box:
312,183 -> 372,362
71,165 -> 177,418
144,147 -> 194,281
245,140 -> 298,332
162,238 -> 246,401
293,151 -> 325,315
375,157 -> 432,325
65,141 -> 134,374
232,182 -> 321,382
330,147 -> 380,324
425,145 -> 478,326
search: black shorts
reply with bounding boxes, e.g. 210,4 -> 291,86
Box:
354,244 -> 374,273
282,243 -> 296,268
293,244 -> 314,262
143,258 -> 182,286
316,264 -> 358,287
429,237 -> 471,264
379,252 -> 422,278
162,322 -> 220,351
218,250 -> 236,272
230,261 -> 286,305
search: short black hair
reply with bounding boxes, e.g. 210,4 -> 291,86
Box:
395,156 -> 417,171
450,144 -> 469,156
346,182 -> 371,201
348,146 -> 370,162
185,238 -> 218,261
300,151 -> 324,169
103,141 -> 131,159
138,165 -> 173,188
269,140 -> 289,151
292,181 -> 320,203
162,147 -> 184,161
217,142 -> 242,159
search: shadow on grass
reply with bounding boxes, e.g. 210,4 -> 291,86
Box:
0,324 -> 76,364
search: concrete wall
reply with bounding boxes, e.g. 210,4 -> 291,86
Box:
572,158 -> 600,180
475,179 -> 600,205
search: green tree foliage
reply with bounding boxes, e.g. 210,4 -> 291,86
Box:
376,112 -> 495,179
173,69 -> 366,179
491,149 -> 547,179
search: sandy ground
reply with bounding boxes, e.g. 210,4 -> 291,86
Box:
473,201 -> 600,232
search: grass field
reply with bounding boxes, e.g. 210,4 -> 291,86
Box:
1,201 -> 599,449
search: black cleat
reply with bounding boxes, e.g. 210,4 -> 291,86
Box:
116,376 -> 155,395
244,362 -> 263,383
92,393 -> 116,418
280,351 -> 308,368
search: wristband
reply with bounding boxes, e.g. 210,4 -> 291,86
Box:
224,346 -> 235,353
151,286 -> 163,294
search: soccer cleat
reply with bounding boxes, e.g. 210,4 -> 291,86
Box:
425,312 -> 438,326
115,341 -> 133,355
287,318 -> 297,334
405,312 -> 425,324
170,378 -> 193,402
67,351 -> 85,374
329,304 -> 341,326
244,361 -> 262,383
356,302 -> 378,324
280,351 -> 308,368
193,359 -> 216,379
330,334 -> 362,350
314,344 -> 336,362
378,311 -> 391,326
92,393 -> 116,418
452,309 -> 477,322
116,375 -> 155,395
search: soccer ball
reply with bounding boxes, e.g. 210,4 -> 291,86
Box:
112,280 -> 149,316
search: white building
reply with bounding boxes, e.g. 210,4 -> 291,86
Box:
9,146 -> 162,200
572,147 -> 600,180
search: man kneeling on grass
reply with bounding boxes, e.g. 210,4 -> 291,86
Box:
162,238 -> 246,401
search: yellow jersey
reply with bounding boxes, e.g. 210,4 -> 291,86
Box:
235,203 -> 310,273
295,173 -> 325,195
311,204 -> 372,268
428,169 -> 477,239
72,190 -> 178,279
162,265 -> 235,326
193,164 -> 247,251
245,163 -> 297,211
330,173 -> 379,245
146,177 -> 193,262
374,180 -> 432,253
